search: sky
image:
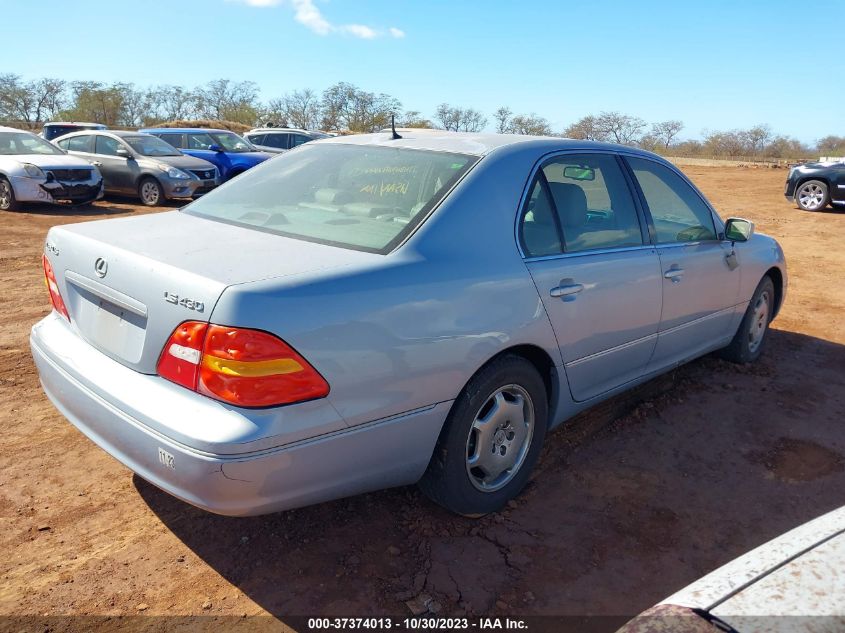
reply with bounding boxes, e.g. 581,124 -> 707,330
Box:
1,0 -> 842,143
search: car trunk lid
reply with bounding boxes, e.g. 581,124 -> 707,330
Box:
45,210 -> 380,374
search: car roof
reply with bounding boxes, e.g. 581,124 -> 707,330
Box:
0,126 -> 36,134
140,128 -> 233,134
248,127 -> 312,134
53,130 -> 157,140
44,121 -> 104,127
317,130 -> 659,158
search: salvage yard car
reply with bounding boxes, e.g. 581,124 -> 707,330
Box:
784,158 -> 845,211
244,127 -> 329,153
55,130 -> 220,206
618,505 -> 845,632
141,127 -> 271,181
0,126 -> 103,211
30,131 -> 787,517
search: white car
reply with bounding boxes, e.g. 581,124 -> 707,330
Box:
0,126 -> 103,211
618,506 -> 845,632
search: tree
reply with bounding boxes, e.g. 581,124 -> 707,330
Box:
399,110 -> 433,128
60,81 -> 126,126
152,85 -> 197,122
817,135 -> 845,155
563,115 -> 604,141
507,113 -> 551,136
743,124 -> 772,155
118,84 -> 157,127
195,79 -> 260,124
651,120 -> 684,149
0,74 -> 66,127
266,88 -> 321,129
320,82 -> 401,132
595,111 -> 646,145
493,106 -> 512,134
434,104 -> 487,132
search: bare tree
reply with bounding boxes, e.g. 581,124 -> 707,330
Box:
195,79 -> 260,124
60,81 -> 126,126
493,106 -> 512,134
651,120 -> 684,149
434,104 -> 487,132
507,113 -> 551,136
563,115 -> 604,141
743,124 -> 772,155
153,85 -> 197,122
320,82 -> 400,132
0,74 -> 66,127
267,88 -> 321,129
595,111 -> 646,145
399,110 -> 433,128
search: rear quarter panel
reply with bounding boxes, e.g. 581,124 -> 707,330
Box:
209,145 -> 563,428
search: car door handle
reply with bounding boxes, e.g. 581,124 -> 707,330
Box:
664,268 -> 684,281
550,283 -> 584,298
90,161 -> 102,167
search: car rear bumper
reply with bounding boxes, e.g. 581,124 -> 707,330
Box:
30,313 -> 449,516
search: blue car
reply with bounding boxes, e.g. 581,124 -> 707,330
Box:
140,128 -> 272,181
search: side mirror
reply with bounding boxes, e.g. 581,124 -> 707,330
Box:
116,147 -> 131,159
208,144 -> 224,153
724,217 -> 754,242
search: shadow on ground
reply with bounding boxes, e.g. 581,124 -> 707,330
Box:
136,329 -> 845,627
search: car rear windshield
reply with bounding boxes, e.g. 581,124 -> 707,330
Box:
0,132 -> 65,155
184,144 -> 478,253
124,135 -> 181,157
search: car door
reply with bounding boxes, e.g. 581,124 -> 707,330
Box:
520,153 -> 663,402
624,156 -> 741,369
92,135 -> 135,193
185,132 -> 230,178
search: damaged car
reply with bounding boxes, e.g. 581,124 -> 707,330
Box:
0,126 -> 103,211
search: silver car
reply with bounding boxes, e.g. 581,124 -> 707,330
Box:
55,130 -> 219,206
244,127 -> 329,153
30,131 -> 787,516
0,126 -> 104,210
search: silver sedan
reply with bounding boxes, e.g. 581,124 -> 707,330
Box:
31,131 -> 786,516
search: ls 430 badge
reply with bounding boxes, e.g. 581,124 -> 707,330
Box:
164,292 -> 204,312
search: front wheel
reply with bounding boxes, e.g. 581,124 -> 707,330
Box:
0,177 -> 21,211
719,276 -> 775,364
138,177 -> 164,207
419,355 -> 548,516
795,180 -> 829,211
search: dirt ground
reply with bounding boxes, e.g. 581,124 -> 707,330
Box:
1,168 -> 844,632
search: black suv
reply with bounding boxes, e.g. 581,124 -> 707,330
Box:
784,159 -> 845,211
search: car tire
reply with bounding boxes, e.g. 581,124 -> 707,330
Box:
718,275 -> 775,364
138,177 -> 164,207
418,354 -> 548,517
795,180 -> 829,211
0,177 -> 21,211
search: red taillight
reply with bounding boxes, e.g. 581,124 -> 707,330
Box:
42,255 -> 70,321
157,322 -> 329,408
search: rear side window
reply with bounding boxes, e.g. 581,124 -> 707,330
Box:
291,134 -> 311,147
184,144 -> 477,254
627,157 -> 717,243
158,133 -> 184,149
262,134 -> 290,149
519,153 -> 643,256
66,135 -> 93,152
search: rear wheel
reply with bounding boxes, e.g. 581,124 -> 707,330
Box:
419,355 -> 548,516
0,177 -> 21,211
138,177 -> 164,207
795,180 -> 829,211
719,276 -> 775,364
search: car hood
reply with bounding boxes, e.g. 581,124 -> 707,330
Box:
2,153 -> 95,170
148,154 -> 217,171
236,151 -> 273,164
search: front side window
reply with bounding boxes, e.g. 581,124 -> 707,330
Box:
627,157 -> 717,243
95,135 -> 121,156
519,153 -> 643,256
184,144 -> 477,253
0,131 -> 65,156
210,132 -> 256,152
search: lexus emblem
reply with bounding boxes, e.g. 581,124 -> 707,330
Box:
94,257 -> 108,278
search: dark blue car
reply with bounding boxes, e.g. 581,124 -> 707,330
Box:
140,128 -> 272,181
